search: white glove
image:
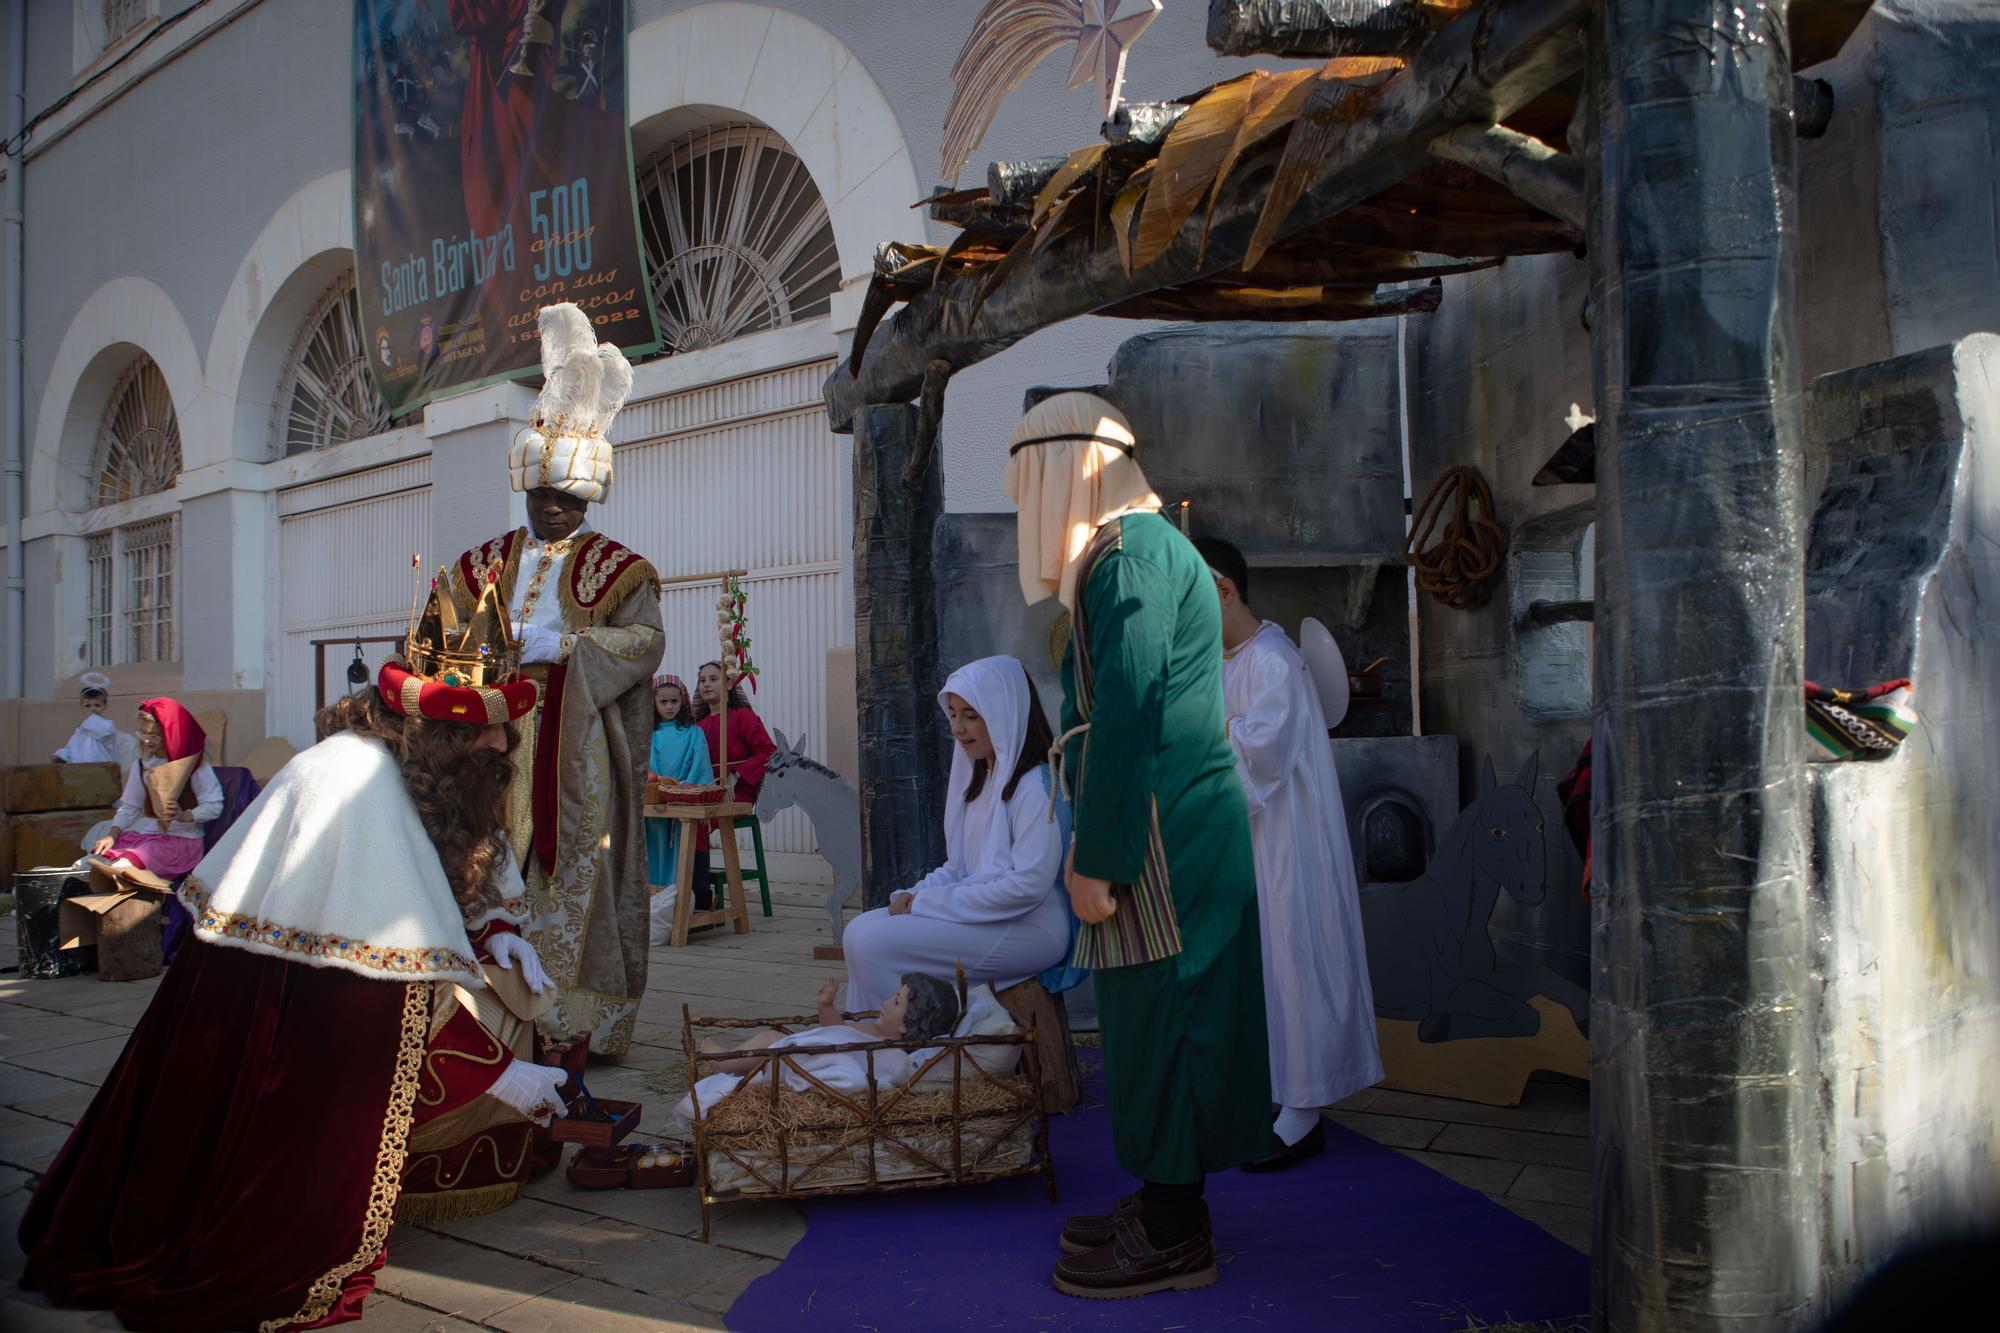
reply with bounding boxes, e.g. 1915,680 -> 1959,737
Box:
518,625 -> 566,664
487,1058 -> 570,1124
487,932 -> 554,993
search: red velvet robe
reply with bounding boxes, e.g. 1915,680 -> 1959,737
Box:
18,937 -> 523,1331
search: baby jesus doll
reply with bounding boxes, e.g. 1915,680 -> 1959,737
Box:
704,973 -> 961,1075
676,974 -> 961,1126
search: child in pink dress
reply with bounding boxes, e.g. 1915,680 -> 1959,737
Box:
89,698 -> 221,881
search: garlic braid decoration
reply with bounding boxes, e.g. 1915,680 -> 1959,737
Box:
715,575 -> 758,693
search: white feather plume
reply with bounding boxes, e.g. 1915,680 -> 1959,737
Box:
552,349 -> 603,430
537,302 -> 593,380
594,343 -> 635,439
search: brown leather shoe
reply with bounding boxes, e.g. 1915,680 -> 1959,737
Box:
1052,1213 -> 1218,1299
1058,1191 -> 1140,1255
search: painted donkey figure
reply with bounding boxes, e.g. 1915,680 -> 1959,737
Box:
1362,751 -> 1589,1043
752,729 -> 864,943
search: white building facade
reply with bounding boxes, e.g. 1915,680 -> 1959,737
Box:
0,1 -> 1290,860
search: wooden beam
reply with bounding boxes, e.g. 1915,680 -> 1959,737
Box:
1205,0 -> 1433,59
1105,101 -> 1190,146
826,0 -> 1590,430
1426,123 -> 1584,229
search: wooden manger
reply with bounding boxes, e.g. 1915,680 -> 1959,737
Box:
680,1003 -> 1058,1240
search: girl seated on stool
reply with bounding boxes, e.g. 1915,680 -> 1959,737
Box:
841,656 -> 1070,1013
89,699 -> 221,881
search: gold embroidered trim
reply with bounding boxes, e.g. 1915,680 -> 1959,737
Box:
516,534 -> 577,628
417,1032 -> 509,1107
454,532 -> 524,620
259,982 -> 428,1333
394,1179 -> 520,1228
556,537 -> 659,628
184,878 -> 479,979
573,623 -> 661,661
400,1128 -> 534,1192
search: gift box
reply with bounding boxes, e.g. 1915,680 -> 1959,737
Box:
547,1096 -> 640,1148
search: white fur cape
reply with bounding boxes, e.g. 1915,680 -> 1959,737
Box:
177,731 -> 488,985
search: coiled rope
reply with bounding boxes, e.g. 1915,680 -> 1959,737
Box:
1405,465 -> 1507,610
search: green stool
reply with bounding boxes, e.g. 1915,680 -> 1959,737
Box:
709,815 -> 773,917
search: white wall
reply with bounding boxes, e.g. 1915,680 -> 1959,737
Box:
639,0 -> 1317,514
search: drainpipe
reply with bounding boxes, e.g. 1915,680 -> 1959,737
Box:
3,0 -> 26,700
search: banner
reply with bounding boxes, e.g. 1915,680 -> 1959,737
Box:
353,1 -> 659,414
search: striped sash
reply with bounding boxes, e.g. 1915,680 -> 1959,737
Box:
1065,522 -> 1183,971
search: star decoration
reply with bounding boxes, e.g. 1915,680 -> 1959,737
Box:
1063,0 -> 1162,121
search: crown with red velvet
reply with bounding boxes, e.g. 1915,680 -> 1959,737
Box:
380,566 -> 538,724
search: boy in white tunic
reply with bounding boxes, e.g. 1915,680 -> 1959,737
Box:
1196,538 -> 1384,1171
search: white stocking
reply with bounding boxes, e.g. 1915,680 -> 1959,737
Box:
1274,1105 -> 1320,1146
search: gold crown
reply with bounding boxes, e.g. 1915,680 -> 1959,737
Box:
405,564 -> 521,688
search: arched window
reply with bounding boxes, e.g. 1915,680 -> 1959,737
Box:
636,124 -> 841,354
88,355 -> 182,665
95,356 -> 181,506
274,271 -> 392,456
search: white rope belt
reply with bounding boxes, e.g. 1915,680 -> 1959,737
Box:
1047,724 -> 1089,823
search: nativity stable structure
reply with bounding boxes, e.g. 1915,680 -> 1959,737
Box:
823,2 -> 2000,1329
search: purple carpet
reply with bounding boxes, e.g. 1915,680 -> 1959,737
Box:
725,1055 -> 1587,1331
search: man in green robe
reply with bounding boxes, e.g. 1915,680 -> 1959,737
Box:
1003,392 -> 1270,1300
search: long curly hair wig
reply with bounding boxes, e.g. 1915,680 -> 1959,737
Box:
313,683 -> 515,914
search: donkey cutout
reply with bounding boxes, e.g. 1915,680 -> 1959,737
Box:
1361,751 -> 1588,1043
752,729 -> 863,944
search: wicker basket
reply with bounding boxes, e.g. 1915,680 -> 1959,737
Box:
650,779 -> 729,806
680,1006 -> 1058,1239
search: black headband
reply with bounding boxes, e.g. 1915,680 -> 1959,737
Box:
1007,432 -> 1137,458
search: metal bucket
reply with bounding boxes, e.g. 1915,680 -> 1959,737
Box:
13,869 -> 95,979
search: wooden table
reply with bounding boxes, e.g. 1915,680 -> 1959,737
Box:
645,800 -> 755,947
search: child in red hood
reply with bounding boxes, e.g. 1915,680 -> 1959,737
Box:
89,698 -> 222,881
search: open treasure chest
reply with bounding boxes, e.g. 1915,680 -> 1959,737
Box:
677,986 -> 1058,1239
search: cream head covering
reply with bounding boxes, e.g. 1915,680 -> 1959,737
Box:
507,303 -> 637,504
1002,392 -> 1162,609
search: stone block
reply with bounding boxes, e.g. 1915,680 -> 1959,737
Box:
1106,324 -> 1406,562
7,811 -> 104,875
0,764 -> 121,815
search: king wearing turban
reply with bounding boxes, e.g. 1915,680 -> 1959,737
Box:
448,302 -> 664,1059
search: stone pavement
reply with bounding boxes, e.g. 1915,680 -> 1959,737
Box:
2,879 -> 1587,1330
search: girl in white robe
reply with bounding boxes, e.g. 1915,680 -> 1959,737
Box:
842,656 -> 1071,1012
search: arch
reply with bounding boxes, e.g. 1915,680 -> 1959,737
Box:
30,277 -> 204,517
204,170 -> 357,464
629,4 -> 924,319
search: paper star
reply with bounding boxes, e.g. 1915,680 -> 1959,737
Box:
1063,0 -> 1162,121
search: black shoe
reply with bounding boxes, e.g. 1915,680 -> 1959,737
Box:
1241,1119 -> 1326,1173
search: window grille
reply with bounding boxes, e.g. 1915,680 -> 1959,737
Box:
274,271 -> 393,456
103,0 -> 147,45
636,124 -> 841,354
95,356 -> 182,507
122,516 -> 175,665
86,533 -> 114,669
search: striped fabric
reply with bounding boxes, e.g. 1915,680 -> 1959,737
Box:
1805,678 -> 1916,761
1066,521 -> 1185,971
